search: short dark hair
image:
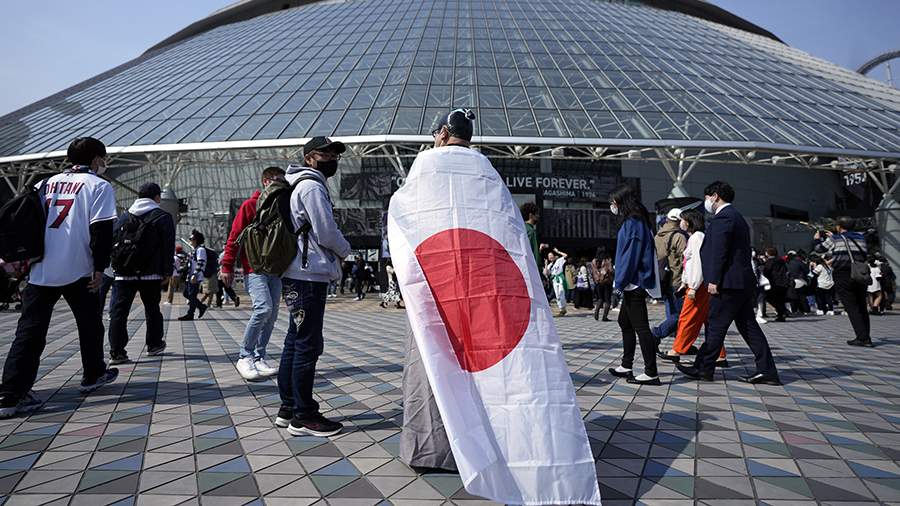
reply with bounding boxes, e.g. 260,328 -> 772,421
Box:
520,202 -> 539,220
679,208 -> 705,233
704,181 -> 735,203
765,246 -> 778,257
138,182 -> 162,199
835,216 -> 855,231
191,229 -> 205,245
67,137 -> 106,166
261,166 -> 285,180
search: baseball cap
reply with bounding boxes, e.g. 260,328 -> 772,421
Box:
666,208 -> 682,221
303,136 -> 346,156
138,182 -> 162,199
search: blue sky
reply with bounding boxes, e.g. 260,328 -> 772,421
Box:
0,0 -> 898,116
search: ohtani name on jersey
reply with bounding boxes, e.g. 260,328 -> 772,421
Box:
46,181 -> 86,195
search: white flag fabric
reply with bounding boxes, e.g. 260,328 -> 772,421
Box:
388,145 -> 602,505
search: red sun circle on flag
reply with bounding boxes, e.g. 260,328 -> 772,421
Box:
414,228 -> 531,373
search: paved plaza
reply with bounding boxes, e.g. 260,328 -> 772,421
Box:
0,296 -> 899,506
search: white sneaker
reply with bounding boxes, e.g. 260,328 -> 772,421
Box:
826,311 -> 835,316
255,358 -> 278,377
163,301 -> 172,305
236,357 -> 260,381
756,316 -> 768,325
816,310 -> 825,316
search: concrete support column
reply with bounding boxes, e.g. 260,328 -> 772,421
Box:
875,191 -> 900,301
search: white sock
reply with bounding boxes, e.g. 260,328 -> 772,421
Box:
614,366 -> 632,374
634,373 -> 658,381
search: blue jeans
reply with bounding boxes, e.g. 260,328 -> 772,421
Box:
652,287 -> 684,339
241,273 -> 282,359
278,278 -> 327,417
183,282 -> 204,317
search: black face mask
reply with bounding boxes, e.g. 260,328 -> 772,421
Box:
316,159 -> 338,178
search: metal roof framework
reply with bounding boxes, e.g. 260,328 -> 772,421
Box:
2,136 -> 896,200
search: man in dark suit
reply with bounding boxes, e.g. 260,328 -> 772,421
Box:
677,181 -> 780,385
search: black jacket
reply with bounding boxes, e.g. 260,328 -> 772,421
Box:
699,205 -> 756,290
113,203 -> 176,278
764,257 -> 790,288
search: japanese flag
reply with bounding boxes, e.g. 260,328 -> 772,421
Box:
387,146 -> 601,505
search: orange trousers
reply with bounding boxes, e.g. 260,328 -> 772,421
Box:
672,284 -> 726,358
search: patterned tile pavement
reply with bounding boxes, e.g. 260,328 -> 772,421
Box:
0,295 -> 898,506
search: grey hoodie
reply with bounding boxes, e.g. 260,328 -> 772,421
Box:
283,165 -> 351,282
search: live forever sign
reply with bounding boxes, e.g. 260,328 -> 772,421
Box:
502,174 -> 603,201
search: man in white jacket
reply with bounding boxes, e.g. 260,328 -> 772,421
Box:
276,136 -> 351,438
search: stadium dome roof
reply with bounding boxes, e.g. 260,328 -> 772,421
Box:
2,0 -> 899,165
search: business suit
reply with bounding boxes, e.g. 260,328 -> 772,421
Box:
695,204 -> 778,379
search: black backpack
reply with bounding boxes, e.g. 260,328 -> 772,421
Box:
111,210 -> 165,276
200,247 -> 219,278
0,178 -> 49,263
658,230 -> 688,291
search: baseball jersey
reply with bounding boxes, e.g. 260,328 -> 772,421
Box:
29,168 -> 117,287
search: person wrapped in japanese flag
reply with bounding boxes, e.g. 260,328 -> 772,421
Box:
389,109 -> 601,505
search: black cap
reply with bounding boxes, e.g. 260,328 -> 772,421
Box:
138,182 -> 162,199
432,109 -> 476,141
303,136 -> 346,156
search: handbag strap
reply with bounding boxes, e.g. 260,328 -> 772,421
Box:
840,234 -> 864,262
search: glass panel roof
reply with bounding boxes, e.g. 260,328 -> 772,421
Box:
1,0 -> 899,158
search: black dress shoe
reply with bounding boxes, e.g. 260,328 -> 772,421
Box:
676,363 -> 714,381
847,338 -> 874,347
177,314 -> 194,321
715,359 -> 730,368
685,345 -> 699,355
739,373 -> 782,385
657,350 -> 681,363
627,376 -> 662,386
608,368 -> 634,379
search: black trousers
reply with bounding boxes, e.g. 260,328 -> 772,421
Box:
1,278 -> 107,397
815,288 -> 835,313
767,286 -> 789,319
833,271 -> 870,341
618,289 -> 657,377
217,282 -> 238,302
109,280 -> 164,356
695,287 -> 778,377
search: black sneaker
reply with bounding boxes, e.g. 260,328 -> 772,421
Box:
0,391 -> 42,419
198,304 -> 208,319
79,368 -> 119,394
847,338 -> 874,348
287,413 -> 343,437
147,343 -> 167,356
109,353 -> 131,365
275,406 -> 293,428
177,314 -> 194,321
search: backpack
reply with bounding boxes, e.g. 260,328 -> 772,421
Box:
0,178 -> 49,263
658,230 -> 688,291
199,247 -> 219,278
110,210 -> 165,276
237,175 -> 322,276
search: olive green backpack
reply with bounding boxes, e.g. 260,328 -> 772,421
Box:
237,176 -> 320,275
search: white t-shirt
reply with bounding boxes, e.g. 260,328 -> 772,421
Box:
813,264 -> 834,290
547,257 -> 566,277
29,170 -> 117,287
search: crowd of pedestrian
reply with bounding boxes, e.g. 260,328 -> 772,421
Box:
0,125 -> 894,432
